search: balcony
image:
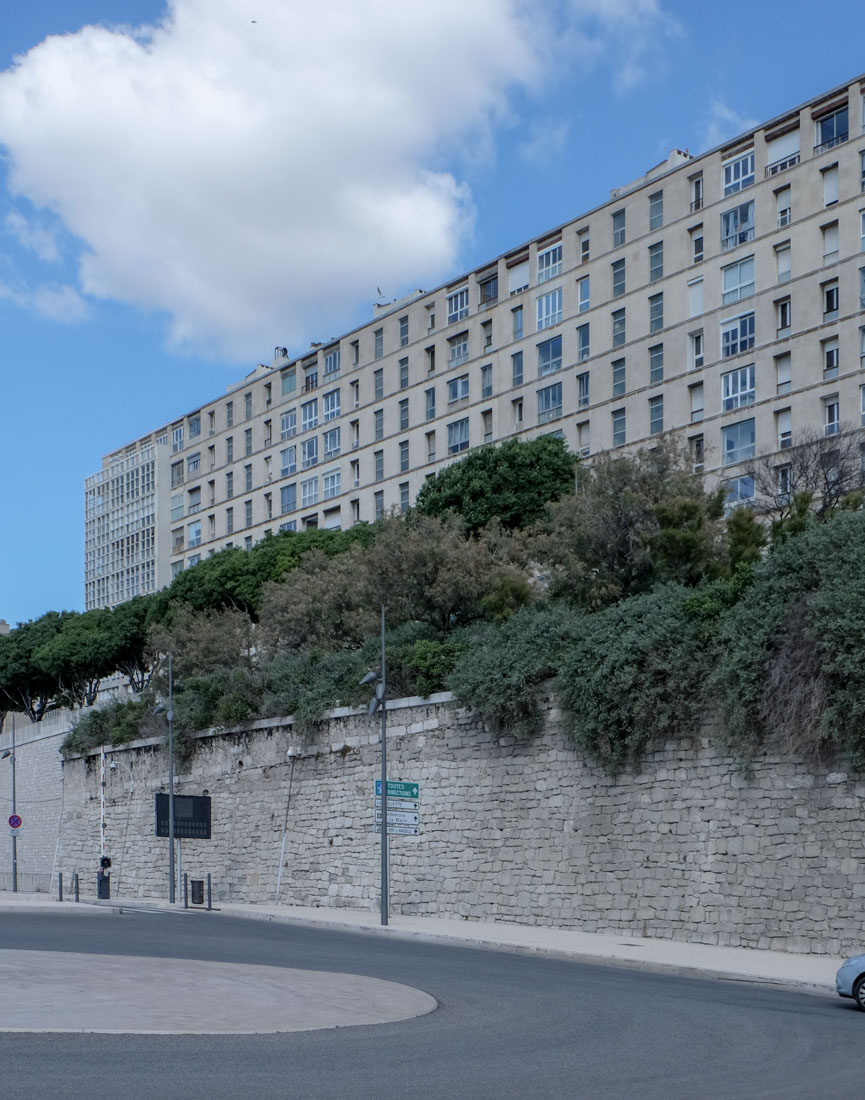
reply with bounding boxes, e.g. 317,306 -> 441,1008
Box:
764,152 -> 800,177
690,198 -> 703,213
814,133 -> 847,155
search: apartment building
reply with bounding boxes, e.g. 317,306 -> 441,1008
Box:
85,74 -> 865,609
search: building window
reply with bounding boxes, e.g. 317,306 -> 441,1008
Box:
448,374 -> 470,403
776,297 -> 792,337
776,243 -> 791,283
776,408 -> 792,450
511,351 -> 523,387
426,345 -> 436,374
689,278 -> 703,317
398,397 -> 409,431
578,420 -> 590,457
323,427 -> 340,460
721,313 -> 755,357
822,221 -> 839,262
861,267 -> 865,310
281,367 -> 297,397
482,409 -> 493,442
244,464 -> 252,493
301,437 -> 318,469
301,477 -> 318,507
824,395 -> 840,436
612,210 -> 625,248
399,482 -> 410,514
578,371 -> 590,407
263,419 -> 272,447
351,380 -> 360,409
225,470 -> 234,499
482,319 -> 492,349
611,359 -> 625,398
537,382 -> 563,424
479,274 -> 498,306
170,461 -> 184,489
399,358 -> 409,390
481,363 -> 493,398
172,425 -> 184,453
649,344 -> 664,385
244,499 -> 253,528
298,400 -> 317,433
323,470 -> 341,500
578,276 -> 590,313
649,293 -> 663,333
612,308 -> 626,347
611,408 -> 626,447
579,229 -> 590,263
576,323 -> 590,362
281,409 -> 297,439
447,418 -> 469,454
226,401 -> 234,428
691,174 -> 703,211
425,387 -> 436,420
723,148 -> 755,195
323,389 -> 340,421
244,428 -> 252,457
171,493 -> 184,522
537,243 -> 562,283
537,335 -> 563,377
188,414 -> 201,438
350,459 -> 359,487
611,258 -> 625,298
351,420 -> 359,449
280,446 -> 296,477
775,186 -> 791,227
397,315 -> 409,347
725,475 -> 755,509
823,337 -> 839,378
775,353 -> 792,394
823,165 -> 839,206
722,257 -> 755,305
823,280 -> 839,321
374,450 -> 384,481
447,286 -> 469,324
722,418 -> 756,465
721,200 -> 755,251
304,362 -> 318,392
426,305 -> 435,333
426,431 -> 436,463
512,306 -> 523,341
244,392 -> 252,420
374,328 -> 383,359
226,506 -> 234,534
690,382 -> 704,423
373,368 -> 384,401
399,440 -> 410,473
512,398 -> 523,426
226,437 -> 234,463
448,333 -> 469,368
722,364 -> 756,411
691,434 -> 705,472
649,190 -> 663,230
374,408 -> 384,440
373,491 -> 384,520
815,105 -> 848,154
324,347 -> 340,376
537,287 -> 563,330
508,256 -> 529,296
691,226 -> 704,264
648,241 -> 663,282
281,486 -> 299,514
649,395 -> 664,435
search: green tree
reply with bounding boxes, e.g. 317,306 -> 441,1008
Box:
0,613 -> 70,721
34,609 -> 117,707
414,436 -> 577,532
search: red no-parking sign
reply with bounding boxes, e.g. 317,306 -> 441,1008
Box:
8,814 -> 21,829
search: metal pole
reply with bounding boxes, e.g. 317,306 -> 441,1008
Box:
74,873 -> 80,902
10,715 -> 17,893
168,652 -> 176,905
58,872 -> 63,902
275,753 -> 296,902
206,871 -> 212,911
380,605 -> 388,927
183,872 -> 188,909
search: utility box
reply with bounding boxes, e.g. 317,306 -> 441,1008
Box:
190,879 -> 205,905
97,870 -> 110,900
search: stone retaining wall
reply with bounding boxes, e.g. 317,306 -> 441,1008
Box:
53,694 -> 865,955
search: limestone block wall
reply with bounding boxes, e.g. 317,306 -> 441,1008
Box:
54,693 -> 865,956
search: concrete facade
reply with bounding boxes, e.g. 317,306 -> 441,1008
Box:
48,695 -> 865,957
85,74 -> 865,609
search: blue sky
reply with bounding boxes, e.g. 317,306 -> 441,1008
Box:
1,0 -> 863,627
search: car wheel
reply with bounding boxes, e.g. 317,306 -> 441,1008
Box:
853,976 -> 865,1012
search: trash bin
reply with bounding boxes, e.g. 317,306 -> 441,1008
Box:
97,870 -> 110,900
190,879 -> 205,905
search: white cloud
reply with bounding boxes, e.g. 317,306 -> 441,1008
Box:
519,119 -> 570,165
0,279 -> 89,321
0,0 -> 677,360
699,98 -> 760,153
4,209 -> 61,262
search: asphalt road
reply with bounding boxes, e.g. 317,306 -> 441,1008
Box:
1,909 -> 863,1100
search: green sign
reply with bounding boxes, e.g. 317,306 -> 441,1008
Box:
375,780 -> 419,799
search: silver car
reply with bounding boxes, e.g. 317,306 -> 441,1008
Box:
836,954 -> 865,1009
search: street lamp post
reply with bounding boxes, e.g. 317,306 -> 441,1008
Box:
360,606 -> 388,927
2,714 -> 17,893
153,653 -> 176,904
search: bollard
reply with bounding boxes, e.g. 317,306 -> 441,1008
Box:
74,873 -> 80,902
183,873 -> 188,909
58,873 -> 63,902
207,872 -> 212,911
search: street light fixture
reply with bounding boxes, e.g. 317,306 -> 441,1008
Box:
360,605 -> 388,927
152,652 -> 176,904
1,714 -> 16,892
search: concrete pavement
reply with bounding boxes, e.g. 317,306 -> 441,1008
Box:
0,888 -> 845,996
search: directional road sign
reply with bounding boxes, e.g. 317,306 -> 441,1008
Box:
8,814 -> 21,830
375,780 -> 419,799
374,809 -> 420,826
374,823 -> 420,836
374,797 -> 419,812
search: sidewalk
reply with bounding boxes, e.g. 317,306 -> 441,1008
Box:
0,889 -> 843,996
